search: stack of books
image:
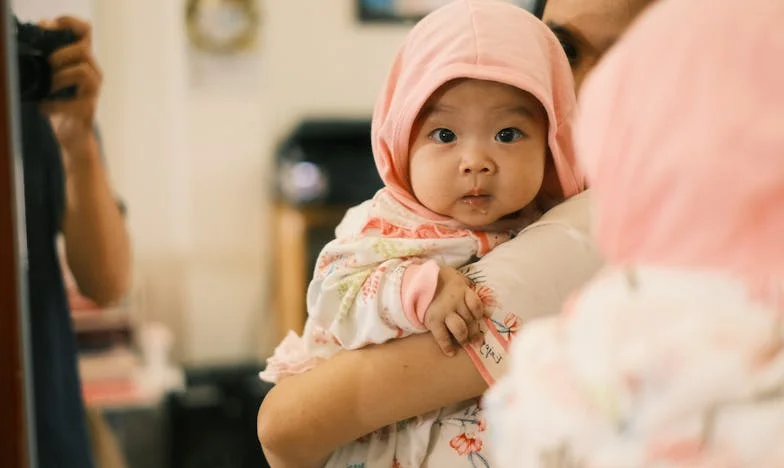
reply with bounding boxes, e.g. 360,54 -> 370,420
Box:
62,248 -> 149,408
72,302 -> 149,408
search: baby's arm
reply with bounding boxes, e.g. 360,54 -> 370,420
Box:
310,236 -> 486,353
308,235 -> 444,349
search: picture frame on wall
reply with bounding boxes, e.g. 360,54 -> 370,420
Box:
357,0 -> 543,23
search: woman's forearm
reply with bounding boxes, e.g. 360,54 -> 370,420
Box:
258,334 -> 486,466
258,362 -> 360,468
62,135 -> 131,306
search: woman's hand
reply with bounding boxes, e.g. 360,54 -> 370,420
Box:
257,334 -> 487,467
39,16 -> 101,163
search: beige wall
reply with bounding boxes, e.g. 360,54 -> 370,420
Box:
12,0 -> 93,22
86,0 -> 408,364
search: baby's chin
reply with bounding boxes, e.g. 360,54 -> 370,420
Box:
454,207 -> 532,231
451,212 -> 505,229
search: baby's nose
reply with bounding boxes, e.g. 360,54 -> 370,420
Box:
460,152 -> 496,174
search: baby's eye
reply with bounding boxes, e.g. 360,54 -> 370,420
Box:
495,128 -> 525,143
428,128 -> 457,144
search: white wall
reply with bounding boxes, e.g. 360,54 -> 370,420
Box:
92,0 -> 195,359
12,0 -> 93,22
86,1 -> 409,364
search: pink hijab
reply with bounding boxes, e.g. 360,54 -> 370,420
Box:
371,0 -> 585,221
576,0 -> 784,280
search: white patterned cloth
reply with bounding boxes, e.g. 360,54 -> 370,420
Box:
485,266 -> 784,468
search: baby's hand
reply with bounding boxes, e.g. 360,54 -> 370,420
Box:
423,266 -> 486,356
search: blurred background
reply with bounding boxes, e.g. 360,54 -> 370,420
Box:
12,1 -> 537,466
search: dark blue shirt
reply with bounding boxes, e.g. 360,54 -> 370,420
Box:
21,102 -> 95,468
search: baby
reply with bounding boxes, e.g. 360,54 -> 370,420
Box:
261,0 -> 582,384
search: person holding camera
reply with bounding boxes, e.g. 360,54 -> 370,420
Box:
17,15 -> 130,468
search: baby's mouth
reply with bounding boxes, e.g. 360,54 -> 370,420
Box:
460,189 -> 492,208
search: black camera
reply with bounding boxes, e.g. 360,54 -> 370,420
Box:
16,18 -> 78,102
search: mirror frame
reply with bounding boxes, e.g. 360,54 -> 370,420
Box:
0,5 -> 35,468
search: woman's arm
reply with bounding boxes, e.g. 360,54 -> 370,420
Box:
62,134 -> 131,305
258,333 -> 486,467
44,17 -> 131,305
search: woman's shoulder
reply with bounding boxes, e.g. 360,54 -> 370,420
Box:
496,190 -> 598,265
528,190 -> 593,235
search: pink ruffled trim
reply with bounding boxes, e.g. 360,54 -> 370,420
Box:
258,331 -> 327,383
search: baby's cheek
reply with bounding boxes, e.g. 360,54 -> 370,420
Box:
507,167 -> 545,203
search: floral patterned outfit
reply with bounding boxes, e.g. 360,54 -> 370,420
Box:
322,255 -> 532,468
259,184 -> 539,467
260,188 -> 529,384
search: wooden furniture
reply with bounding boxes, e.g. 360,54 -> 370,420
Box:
0,8 -> 32,467
272,203 -> 348,342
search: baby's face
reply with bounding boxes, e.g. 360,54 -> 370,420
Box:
409,79 -> 548,228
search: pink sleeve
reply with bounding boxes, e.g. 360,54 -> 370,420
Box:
401,260 -> 440,329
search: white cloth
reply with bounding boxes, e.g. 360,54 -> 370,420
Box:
485,266 -> 784,468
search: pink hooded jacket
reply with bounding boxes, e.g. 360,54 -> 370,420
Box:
371,0 -> 585,221
576,0 -> 784,282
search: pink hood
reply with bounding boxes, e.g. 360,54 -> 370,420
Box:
371,0 -> 585,221
576,0 -> 784,279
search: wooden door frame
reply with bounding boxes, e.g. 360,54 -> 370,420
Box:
0,6 -> 34,468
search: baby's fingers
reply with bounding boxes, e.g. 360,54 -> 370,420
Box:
464,287 -> 486,319
430,323 -> 456,357
446,314 -> 470,344
455,300 -> 482,343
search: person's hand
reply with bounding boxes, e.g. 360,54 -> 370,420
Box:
38,16 -> 102,160
423,266 -> 486,356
